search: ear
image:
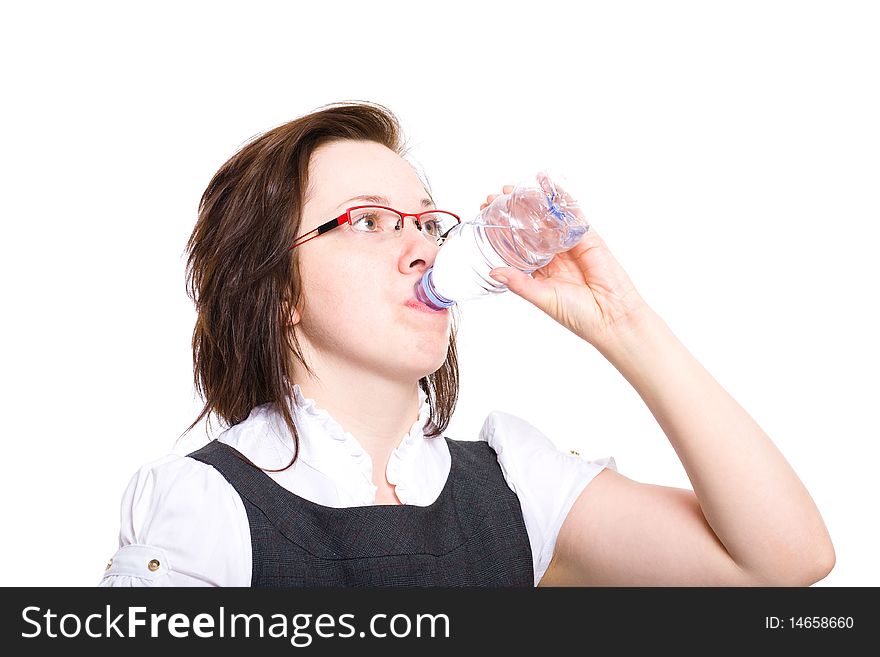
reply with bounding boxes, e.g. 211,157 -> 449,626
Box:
290,307 -> 302,326
283,296 -> 303,327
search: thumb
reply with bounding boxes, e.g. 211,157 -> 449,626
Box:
489,267 -> 554,311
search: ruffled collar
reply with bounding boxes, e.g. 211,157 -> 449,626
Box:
285,383 -> 434,501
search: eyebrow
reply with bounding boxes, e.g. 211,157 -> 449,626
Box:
334,194 -> 436,212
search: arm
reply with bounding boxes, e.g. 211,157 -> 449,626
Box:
481,185 -> 835,586
540,305 -> 835,586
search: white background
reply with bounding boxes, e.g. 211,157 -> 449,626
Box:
1,1 -> 877,587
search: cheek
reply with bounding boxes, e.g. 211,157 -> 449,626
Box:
297,253 -> 385,335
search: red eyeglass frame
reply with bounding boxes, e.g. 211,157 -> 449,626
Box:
288,205 -> 462,250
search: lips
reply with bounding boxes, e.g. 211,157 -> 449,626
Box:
404,298 -> 448,314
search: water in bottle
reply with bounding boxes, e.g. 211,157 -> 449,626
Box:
414,171 -> 589,310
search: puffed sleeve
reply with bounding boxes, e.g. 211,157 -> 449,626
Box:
479,410 -> 617,587
98,453 -> 252,587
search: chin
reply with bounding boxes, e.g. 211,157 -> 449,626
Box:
390,347 -> 448,381
412,336 -> 449,363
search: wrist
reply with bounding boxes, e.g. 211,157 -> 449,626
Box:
592,301 -> 666,362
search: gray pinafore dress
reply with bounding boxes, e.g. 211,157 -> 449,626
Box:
188,436 -> 534,587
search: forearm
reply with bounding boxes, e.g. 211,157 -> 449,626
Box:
593,305 -> 835,583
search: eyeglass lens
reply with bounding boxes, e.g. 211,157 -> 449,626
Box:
349,207 -> 457,243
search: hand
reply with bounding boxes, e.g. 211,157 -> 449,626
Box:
482,177 -> 649,346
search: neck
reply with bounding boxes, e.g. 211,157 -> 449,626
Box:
292,364 -> 424,466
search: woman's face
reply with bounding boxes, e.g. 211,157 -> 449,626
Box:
292,139 -> 452,383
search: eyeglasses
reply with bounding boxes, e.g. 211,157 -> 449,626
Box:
288,205 -> 462,250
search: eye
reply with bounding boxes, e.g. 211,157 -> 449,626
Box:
351,211 -> 381,231
422,220 -> 440,236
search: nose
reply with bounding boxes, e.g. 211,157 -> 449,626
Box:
397,215 -> 439,272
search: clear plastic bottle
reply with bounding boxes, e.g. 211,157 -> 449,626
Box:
414,171 -> 589,309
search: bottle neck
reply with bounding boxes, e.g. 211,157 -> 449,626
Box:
415,268 -> 455,310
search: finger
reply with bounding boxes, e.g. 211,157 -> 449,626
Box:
482,188 -> 514,210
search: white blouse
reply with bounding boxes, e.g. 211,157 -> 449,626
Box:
99,384 -> 616,587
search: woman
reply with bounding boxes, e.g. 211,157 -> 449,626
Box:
100,101 -> 835,587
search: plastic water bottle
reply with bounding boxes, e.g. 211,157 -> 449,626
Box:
414,171 -> 589,309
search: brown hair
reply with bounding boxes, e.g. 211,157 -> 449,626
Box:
179,100 -> 460,468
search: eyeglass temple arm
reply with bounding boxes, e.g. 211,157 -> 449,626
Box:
288,215 -> 348,250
